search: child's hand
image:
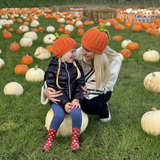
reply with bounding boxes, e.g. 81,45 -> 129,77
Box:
72,99 -> 80,109
65,102 -> 74,113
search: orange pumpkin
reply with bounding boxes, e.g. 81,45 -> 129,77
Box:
150,29 -> 158,35
155,31 -> 160,37
3,31 -> 12,39
4,23 -> 10,28
77,28 -> 84,35
10,42 -> 20,51
57,28 -> 64,32
16,29 -> 23,34
31,28 -> 39,33
142,22 -> 150,29
112,35 -> 123,41
60,24 -> 65,28
132,25 -> 142,32
64,30 -> 71,35
8,28 -> 14,32
46,45 -> 53,53
38,27 -> 45,33
127,42 -> 139,51
21,54 -> 33,65
14,64 -> 28,75
120,49 -> 131,58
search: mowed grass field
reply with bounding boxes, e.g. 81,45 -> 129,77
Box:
0,1 -> 160,160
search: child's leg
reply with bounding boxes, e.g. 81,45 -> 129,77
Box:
70,107 -> 82,151
43,103 -> 65,152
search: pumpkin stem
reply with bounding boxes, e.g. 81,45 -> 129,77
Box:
151,107 -> 157,111
35,65 -> 38,70
152,72 -> 156,77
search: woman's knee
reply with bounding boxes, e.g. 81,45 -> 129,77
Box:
71,108 -> 82,120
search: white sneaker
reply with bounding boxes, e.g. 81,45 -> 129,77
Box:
99,110 -> 111,122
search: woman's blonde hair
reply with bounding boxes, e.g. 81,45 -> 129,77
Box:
79,47 -> 120,90
56,57 -> 81,89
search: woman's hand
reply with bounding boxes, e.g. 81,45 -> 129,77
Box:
43,87 -> 63,104
81,85 -> 88,95
65,102 -> 74,113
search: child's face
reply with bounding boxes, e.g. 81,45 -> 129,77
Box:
62,48 -> 76,63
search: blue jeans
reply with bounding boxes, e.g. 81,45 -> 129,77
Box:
50,103 -> 82,129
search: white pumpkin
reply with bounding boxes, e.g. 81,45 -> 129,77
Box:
20,37 -> 33,47
118,53 -> 124,61
0,58 -> 5,69
45,109 -> 88,137
7,19 -> 13,24
121,39 -> 132,49
58,18 -> 65,23
23,31 -> 38,41
143,49 -> 160,62
4,82 -> 23,96
75,21 -> 83,27
46,25 -> 55,32
34,47 -> 51,60
0,49 -> 1,54
43,34 -> 56,44
19,25 -> 29,32
64,24 -> 74,32
0,24 -> 2,29
106,22 -> 111,26
144,72 -> 160,93
25,65 -> 44,82
30,19 -> 40,27
141,107 -> 160,136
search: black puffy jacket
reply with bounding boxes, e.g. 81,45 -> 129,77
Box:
44,57 -> 85,109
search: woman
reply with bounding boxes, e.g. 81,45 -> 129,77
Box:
41,25 -> 121,122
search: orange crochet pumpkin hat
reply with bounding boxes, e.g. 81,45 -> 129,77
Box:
81,25 -> 110,54
52,33 -> 77,58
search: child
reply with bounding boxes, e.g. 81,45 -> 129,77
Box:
42,34 -> 85,152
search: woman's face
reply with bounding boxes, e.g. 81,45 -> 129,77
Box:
62,48 -> 76,63
82,46 -> 95,61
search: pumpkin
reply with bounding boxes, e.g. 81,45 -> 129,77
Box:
4,23 -> 10,28
34,47 -> 51,60
43,34 -> 56,44
46,25 -> 55,32
64,24 -> 74,32
45,109 -> 88,137
144,72 -> 160,93
121,39 -> 132,49
19,25 -> 29,32
31,28 -> 39,33
77,28 -> 84,35
4,82 -> 23,96
155,31 -> 160,37
3,31 -> 12,39
75,21 -> 83,27
127,42 -> 139,51
10,42 -> 20,52
142,22 -> 150,29
16,29 -> 23,34
60,24 -> 65,28
64,30 -> 71,35
8,28 -> 14,32
46,45 -> 53,53
30,19 -> 40,27
38,27 -> 45,33
141,107 -> 160,136
132,25 -> 142,32
23,31 -> 38,41
21,54 -> 33,65
143,49 -> 160,62
20,37 -> 32,47
14,64 -> 28,75
112,35 -> 123,41
0,58 -> 5,70
58,18 -> 65,23
25,65 -> 45,82
57,27 -> 64,32
120,49 -> 131,58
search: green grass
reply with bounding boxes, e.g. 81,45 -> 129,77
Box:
1,1 -> 160,160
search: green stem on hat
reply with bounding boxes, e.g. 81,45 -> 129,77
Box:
96,24 -> 110,39
54,32 -> 70,41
